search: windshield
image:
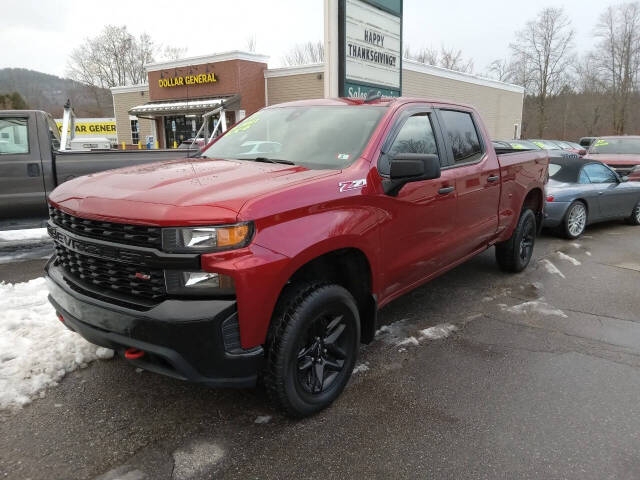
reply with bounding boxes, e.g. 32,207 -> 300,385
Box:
530,140 -> 561,150
508,140 -> 541,150
201,105 -> 387,169
589,137 -> 640,155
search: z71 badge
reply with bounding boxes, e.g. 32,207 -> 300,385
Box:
338,179 -> 367,192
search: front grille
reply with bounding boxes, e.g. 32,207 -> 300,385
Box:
609,165 -> 635,176
54,242 -> 166,303
49,206 -> 162,248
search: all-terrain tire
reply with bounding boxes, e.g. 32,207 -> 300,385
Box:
263,282 -> 360,418
495,208 -> 536,273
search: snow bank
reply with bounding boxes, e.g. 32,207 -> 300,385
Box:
557,251 -> 581,266
353,363 -> 370,374
542,259 -> 566,279
0,228 -> 49,243
0,278 -> 114,410
419,323 -> 458,340
502,300 -> 568,318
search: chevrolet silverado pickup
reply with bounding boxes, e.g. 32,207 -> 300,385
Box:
0,110 -> 195,219
45,97 -> 548,417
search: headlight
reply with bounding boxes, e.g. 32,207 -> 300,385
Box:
165,270 -> 235,296
163,222 -> 253,252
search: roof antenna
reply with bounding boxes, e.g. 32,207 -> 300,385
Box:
364,90 -> 382,103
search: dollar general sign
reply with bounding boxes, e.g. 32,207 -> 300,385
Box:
158,72 -> 217,88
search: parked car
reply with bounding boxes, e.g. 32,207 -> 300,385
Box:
552,140 -> 587,156
0,110 -> 196,219
46,97 -> 548,417
544,156 -> 640,238
584,136 -> 640,181
579,137 -> 596,148
493,140 -> 542,151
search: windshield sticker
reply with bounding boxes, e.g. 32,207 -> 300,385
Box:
594,139 -> 609,147
533,141 -> 545,148
339,179 -> 367,192
337,153 -> 351,161
511,143 -> 525,149
226,114 -> 261,136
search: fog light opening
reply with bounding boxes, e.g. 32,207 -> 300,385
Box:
124,348 -> 145,360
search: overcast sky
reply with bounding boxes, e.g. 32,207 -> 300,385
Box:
0,0 -> 607,79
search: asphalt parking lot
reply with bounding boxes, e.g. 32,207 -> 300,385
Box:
1,221 -> 639,480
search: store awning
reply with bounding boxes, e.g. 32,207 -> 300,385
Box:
129,95 -> 240,116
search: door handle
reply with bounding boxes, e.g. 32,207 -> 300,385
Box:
27,163 -> 41,177
487,175 -> 499,182
438,186 -> 455,195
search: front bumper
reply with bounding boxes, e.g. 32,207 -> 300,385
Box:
45,260 -> 263,388
543,201 -> 570,228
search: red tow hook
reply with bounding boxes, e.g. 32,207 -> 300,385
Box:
124,348 -> 145,360
57,313 -> 65,323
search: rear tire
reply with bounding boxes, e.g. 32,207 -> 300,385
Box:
561,201 -> 588,239
263,282 -> 360,418
626,201 -> 640,225
495,209 -> 536,273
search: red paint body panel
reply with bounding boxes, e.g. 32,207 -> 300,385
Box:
48,98 -> 548,350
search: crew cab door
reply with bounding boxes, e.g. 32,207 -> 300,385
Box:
377,107 -> 458,299
0,113 -> 47,218
434,108 -> 501,260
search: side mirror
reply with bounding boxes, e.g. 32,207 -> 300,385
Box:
384,153 -> 441,195
622,175 -> 629,182
578,149 -> 587,156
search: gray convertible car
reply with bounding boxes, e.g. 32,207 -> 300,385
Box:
544,157 -> 640,238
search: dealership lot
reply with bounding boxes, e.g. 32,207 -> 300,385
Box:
1,222 -> 639,480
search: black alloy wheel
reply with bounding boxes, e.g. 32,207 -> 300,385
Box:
263,283 -> 360,418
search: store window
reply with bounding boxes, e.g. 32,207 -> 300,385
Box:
130,118 -> 139,144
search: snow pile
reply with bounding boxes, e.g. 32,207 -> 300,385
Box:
502,300 -> 568,318
0,228 -> 49,243
352,362 -> 370,374
397,336 -> 420,347
254,415 -> 272,424
419,323 -> 458,340
542,259 -> 566,279
0,278 -> 114,410
557,251 -> 581,266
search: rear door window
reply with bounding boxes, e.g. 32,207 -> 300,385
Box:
439,110 -> 484,164
0,118 -> 29,155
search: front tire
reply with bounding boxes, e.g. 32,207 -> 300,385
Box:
562,201 -> 588,239
495,208 -> 536,273
626,201 -> 640,225
263,283 -> 360,418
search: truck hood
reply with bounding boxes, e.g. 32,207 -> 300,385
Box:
49,158 -> 339,224
584,154 -> 640,165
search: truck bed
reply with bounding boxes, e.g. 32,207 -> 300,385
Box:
54,149 -> 196,184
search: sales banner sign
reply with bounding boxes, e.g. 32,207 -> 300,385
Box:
55,118 -> 117,142
340,0 -> 402,98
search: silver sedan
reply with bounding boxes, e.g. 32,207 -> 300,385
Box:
544,157 -> 640,239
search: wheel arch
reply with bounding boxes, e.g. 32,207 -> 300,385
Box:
277,247 -> 378,344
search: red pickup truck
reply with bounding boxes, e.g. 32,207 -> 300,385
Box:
45,98 -> 548,417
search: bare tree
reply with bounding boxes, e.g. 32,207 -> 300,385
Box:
510,7 -> 575,137
245,35 -> 257,53
160,45 -> 188,61
405,45 -> 473,73
487,59 -> 511,82
67,25 -> 185,88
282,41 -> 324,66
591,2 -> 640,134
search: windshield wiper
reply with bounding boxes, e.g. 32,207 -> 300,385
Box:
252,157 -> 296,165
